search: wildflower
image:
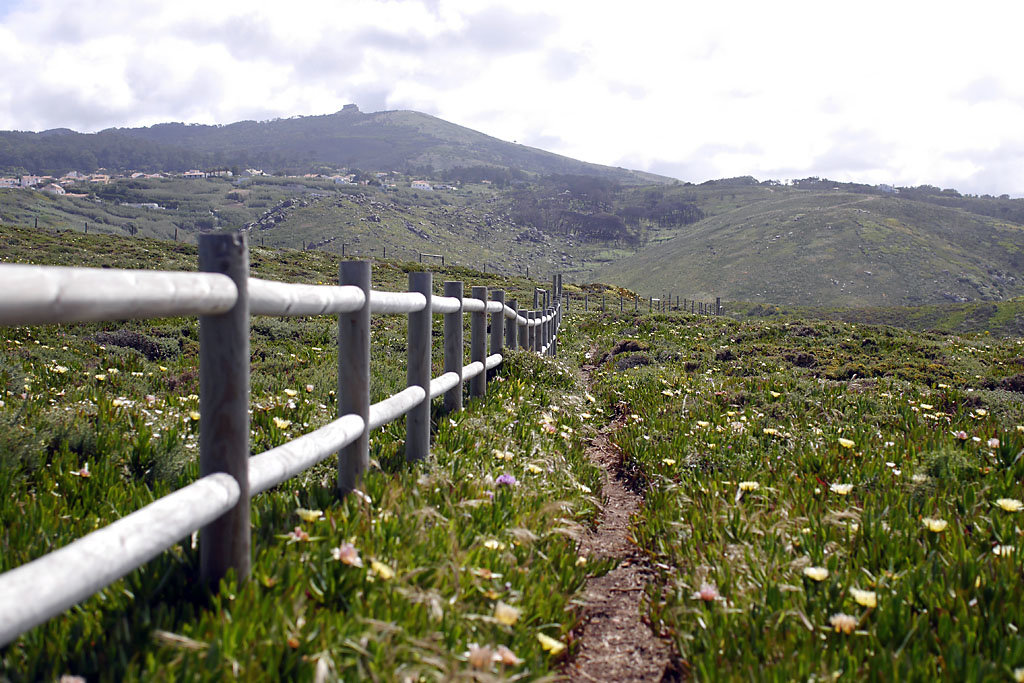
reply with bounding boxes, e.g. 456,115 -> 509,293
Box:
495,644 -> 522,666
295,508 -> 323,523
829,613 -> 858,634
922,517 -> 948,532
493,601 -> 521,626
370,560 -> 395,579
331,543 -> 362,566
975,408 -> 988,416
696,583 -> 719,602
696,421 -> 710,428
495,473 -> 517,487
70,463 -> 91,478
272,416 -> 292,429
575,555 -> 587,566
837,437 -> 855,449
738,481 -> 760,492
188,410 -> 201,421
492,449 -> 514,461
920,403 -> 934,410
305,384 -> 314,393
94,374 -> 107,381
955,431 -> 968,440
483,539 -> 502,550
51,365 -> 68,374
662,458 -> 676,466
537,632 -> 565,655
996,498 -> 1023,512
770,391 -> 781,398
526,463 -> 543,474
467,644 -> 494,670
992,545 -> 1014,557
284,388 -> 298,397
987,438 -> 1000,449
351,489 -> 372,506
850,588 -> 877,608
286,526 -> 310,542
803,566 -> 829,582
763,428 -> 779,436
576,482 -> 592,493
158,365 -> 167,372
830,483 -> 853,495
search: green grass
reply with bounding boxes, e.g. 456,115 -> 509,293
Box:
0,226 -> 607,680
581,312 -> 1024,680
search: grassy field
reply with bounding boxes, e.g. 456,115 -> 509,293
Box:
3,226 -> 1024,679
0,226 -> 608,680
581,312 -> 1024,679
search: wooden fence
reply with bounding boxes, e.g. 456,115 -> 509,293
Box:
0,233 -> 564,647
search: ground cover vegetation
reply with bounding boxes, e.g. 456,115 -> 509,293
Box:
581,311 -> 1024,679
0,226 -> 609,680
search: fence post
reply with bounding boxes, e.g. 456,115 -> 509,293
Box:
338,260 -> 371,496
533,288 -> 540,308
489,289 -> 504,378
534,311 -> 543,353
406,271 -> 432,462
517,305 -> 528,349
198,232 -> 251,586
526,310 -> 534,352
443,281 -> 463,414
649,296 -> 653,312
716,297 -> 721,316
506,298 -> 518,351
470,285 -> 487,397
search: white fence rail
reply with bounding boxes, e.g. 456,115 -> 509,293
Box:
0,234 -> 565,647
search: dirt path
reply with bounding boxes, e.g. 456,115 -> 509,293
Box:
565,363 -> 671,682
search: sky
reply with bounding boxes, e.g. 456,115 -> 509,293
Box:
2,0 -> 1024,195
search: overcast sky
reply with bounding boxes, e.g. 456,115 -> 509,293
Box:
2,0 -> 1023,195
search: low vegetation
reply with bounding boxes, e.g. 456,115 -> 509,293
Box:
582,312 -> 1024,679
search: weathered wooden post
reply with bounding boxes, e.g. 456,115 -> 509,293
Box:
649,296 -> 653,312
716,297 -> 721,316
489,289 -> 504,378
406,271 -> 432,462
338,260 -> 371,495
534,288 -> 540,308
199,232 -> 251,585
534,311 -> 543,354
526,265 -> 530,279
443,281 -> 463,414
518,305 -> 528,349
470,286 -> 487,397
383,246 -> 386,258
691,300 -> 695,314
526,310 -> 535,351
506,298 -> 518,351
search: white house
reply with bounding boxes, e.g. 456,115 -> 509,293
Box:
182,170 -> 207,179
0,178 -> 18,188
20,175 -> 45,187
410,180 -> 433,191
41,183 -> 65,196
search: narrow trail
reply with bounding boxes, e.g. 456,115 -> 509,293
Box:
565,361 -> 672,682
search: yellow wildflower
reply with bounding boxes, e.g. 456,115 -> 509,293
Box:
284,388 -> 298,397
272,416 -> 292,429
94,374 -> 107,381
850,588 -> 877,608
922,517 -> 948,532
829,613 -> 857,634
830,483 -> 853,495
662,458 -> 676,466
996,498 -> 1023,512
188,411 -> 201,421
837,437 -> 855,449
295,508 -> 323,523
803,566 -> 829,582
370,560 -> 395,580
537,632 -> 565,655
493,601 -> 521,626
738,481 -> 760,491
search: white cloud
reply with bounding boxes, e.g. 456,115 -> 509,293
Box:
1,0 -> 1024,194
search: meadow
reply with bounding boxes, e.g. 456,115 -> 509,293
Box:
2,225 -> 1024,679
581,312 -> 1024,680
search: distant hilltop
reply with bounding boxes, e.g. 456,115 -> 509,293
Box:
0,107 -> 672,185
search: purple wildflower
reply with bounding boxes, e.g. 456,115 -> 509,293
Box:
496,473 -> 518,487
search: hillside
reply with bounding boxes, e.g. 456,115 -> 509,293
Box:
0,106 -> 669,184
595,184 -> 1024,307
2,227 -> 1024,679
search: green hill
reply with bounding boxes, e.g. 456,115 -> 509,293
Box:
595,183 -> 1024,307
0,106 -> 670,184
